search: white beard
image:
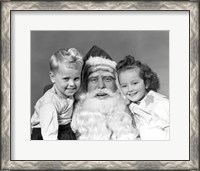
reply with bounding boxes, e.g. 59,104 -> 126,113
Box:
81,91 -> 126,115
71,89 -> 139,140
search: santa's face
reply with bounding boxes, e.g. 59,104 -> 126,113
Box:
87,70 -> 117,99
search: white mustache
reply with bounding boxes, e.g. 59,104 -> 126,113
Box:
81,90 -> 124,114
86,89 -> 115,99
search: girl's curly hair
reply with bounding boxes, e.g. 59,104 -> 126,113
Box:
116,55 -> 160,92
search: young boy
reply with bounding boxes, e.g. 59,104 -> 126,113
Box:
31,48 -> 83,140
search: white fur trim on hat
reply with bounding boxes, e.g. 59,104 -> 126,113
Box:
86,56 -> 117,69
90,65 -> 115,74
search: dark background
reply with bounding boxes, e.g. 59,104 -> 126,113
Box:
31,31 -> 169,115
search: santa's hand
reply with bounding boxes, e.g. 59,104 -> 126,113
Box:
75,130 -> 81,139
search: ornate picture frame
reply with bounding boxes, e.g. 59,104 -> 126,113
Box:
1,1 -> 199,170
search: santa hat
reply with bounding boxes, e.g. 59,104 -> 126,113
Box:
79,45 -> 117,93
83,45 -> 116,73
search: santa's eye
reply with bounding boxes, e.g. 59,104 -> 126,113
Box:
103,76 -> 114,82
89,77 -> 98,83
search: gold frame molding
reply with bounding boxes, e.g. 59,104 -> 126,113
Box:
1,1 -> 199,170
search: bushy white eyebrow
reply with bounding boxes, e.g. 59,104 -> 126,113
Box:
89,71 -> 114,78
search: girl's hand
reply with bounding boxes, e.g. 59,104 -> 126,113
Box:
130,103 -> 167,128
130,104 -> 152,124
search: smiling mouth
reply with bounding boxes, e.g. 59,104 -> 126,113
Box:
95,93 -> 109,99
66,88 -> 76,92
128,92 -> 137,97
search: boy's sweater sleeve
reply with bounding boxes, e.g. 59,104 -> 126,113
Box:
39,104 -> 58,140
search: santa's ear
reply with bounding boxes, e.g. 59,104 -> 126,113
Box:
49,71 -> 56,83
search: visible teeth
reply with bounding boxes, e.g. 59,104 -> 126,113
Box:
128,92 -> 137,96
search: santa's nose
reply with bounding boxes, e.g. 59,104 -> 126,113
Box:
97,78 -> 106,89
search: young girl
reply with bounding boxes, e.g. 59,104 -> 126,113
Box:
116,55 -> 169,140
31,48 -> 83,140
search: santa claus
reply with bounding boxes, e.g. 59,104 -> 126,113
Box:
71,45 -> 139,140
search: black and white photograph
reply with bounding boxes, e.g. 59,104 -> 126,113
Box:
1,1 -> 198,170
31,31 -> 169,141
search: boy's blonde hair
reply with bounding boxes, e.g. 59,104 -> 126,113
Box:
50,48 -> 83,73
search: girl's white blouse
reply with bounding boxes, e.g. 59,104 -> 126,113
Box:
129,90 -> 169,140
